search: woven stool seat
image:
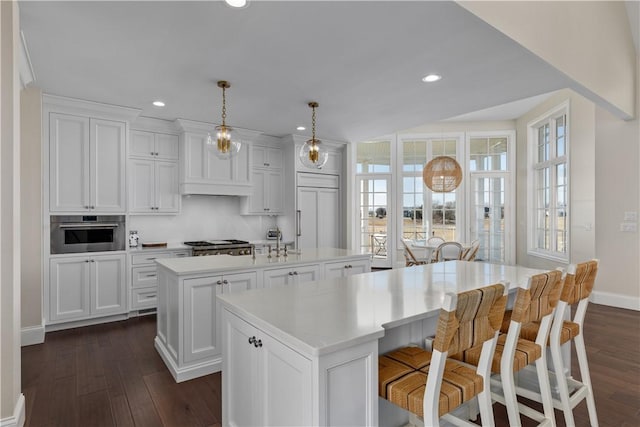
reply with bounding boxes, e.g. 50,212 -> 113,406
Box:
460,334 -> 542,374
384,346 -> 432,370
501,311 -> 581,345
381,348 -> 483,417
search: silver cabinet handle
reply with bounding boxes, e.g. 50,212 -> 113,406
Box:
288,272 -> 294,276
145,273 -> 157,277
216,280 -> 223,285
60,223 -> 119,229
296,210 -> 302,237
147,257 -> 157,261
85,259 -> 90,263
293,271 -> 298,275
223,280 -> 229,284
146,294 -> 156,299
248,336 -> 256,344
254,339 -> 262,348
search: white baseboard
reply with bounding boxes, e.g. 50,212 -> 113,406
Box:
21,321 -> 45,346
0,393 -> 25,427
154,337 -> 221,383
591,290 -> 640,311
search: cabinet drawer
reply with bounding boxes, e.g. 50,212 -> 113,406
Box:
132,265 -> 159,288
297,172 -> 339,188
131,250 -> 190,265
131,287 -> 158,310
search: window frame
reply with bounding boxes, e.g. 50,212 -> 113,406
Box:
527,101 -> 570,262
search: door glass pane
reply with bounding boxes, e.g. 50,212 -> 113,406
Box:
471,176 -> 505,262
358,177 -> 389,264
357,141 -> 391,173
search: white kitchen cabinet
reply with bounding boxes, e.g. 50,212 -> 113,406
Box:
297,185 -> 340,250
242,144 -> 284,215
177,119 -> 255,196
49,113 -> 126,213
223,310 -> 313,427
49,253 -> 126,322
129,158 -> 179,213
183,271 -> 257,364
263,263 -> 321,288
323,258 -> 372,280
130,130 -> 178,160
129,249 -> 190,311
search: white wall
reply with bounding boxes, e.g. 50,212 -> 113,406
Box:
459,0 -> 636,119
1,0 -> 25,424
515,89 -> 597,271
20,86 -> 42,332
593,56 -> 640,309
129,195 -> 279,244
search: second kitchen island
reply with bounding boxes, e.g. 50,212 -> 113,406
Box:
154,248 -> 370,382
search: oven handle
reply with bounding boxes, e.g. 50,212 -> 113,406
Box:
59,223 -> 120,229
296,210 -> 301,237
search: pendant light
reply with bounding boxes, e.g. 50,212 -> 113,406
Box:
422,156 -> 462,192
207,80 -> 241,159
299,102 -> 328,169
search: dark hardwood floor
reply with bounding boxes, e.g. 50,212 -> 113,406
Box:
22,304 -> 639,426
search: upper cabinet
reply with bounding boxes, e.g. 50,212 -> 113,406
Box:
241,143 -> 284,215
45,95 -> 140,214
176,119 -> 256,196
128,124 -> 180,214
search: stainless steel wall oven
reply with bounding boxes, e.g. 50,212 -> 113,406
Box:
50,215 -> 126,254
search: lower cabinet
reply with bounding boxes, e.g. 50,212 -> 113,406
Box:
324,258 -> 372,280
130,249 -> 190,311
263,263 -> 321,288
224,310 -> 312,427
49,253 -> 126,322
183,271 -> 257,364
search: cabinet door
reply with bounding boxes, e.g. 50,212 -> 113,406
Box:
324,261 -> 348,280
129,158 -> 155,213
265,146 -> 283,169
155,133 -> 179,160
184,276 -> 222,363
49,257 -> 91,321
205,144 -> 233,182
297,187 -> 319,249
222,271 -> 257,294
293,264 -> 321,285
91,254 -> 126,316
130,130 -> 155,158
263,268 -> 294,289
248,169 -> 267,214
347,258 -> 371,275
224,311 -> 261,427
259,333 -> 313,427
155,160 -> 179,212
184,133 -> 206,180
131,265 -> 158,288
317,188 -> 340,248
91,118 -> 126,212
49,113 -> 90,212
266,170 -> 284,213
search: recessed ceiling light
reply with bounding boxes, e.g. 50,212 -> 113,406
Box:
152,100 -> 165,107
225,0 -> 247,8
296,126 -> 306,131
422,74 -> 442,83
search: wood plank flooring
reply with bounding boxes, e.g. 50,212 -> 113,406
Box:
22,303 -> 639,426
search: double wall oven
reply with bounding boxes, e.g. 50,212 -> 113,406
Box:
50,215 -> 126,254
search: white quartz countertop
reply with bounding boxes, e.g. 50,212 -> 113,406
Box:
218,261 -> 547,356
156,247 -> 368,275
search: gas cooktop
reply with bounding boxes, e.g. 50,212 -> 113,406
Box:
183,239 -> 249,247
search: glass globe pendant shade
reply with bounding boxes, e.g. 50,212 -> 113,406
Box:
299,139 -> 328,169
208,124 -> 241,160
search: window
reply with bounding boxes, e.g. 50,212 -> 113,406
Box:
400,136 -> 461,242
528,104 -> 569,260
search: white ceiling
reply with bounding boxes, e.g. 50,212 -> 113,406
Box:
19,1 -> 576,142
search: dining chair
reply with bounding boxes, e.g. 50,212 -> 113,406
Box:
378,283 -> 508,427
457,269 -> 564,427
426,236 -> 445,246
462,239 -> 480,261
513,260 -> 600,427
401,239 -> 428,266
433,241 -> 464,262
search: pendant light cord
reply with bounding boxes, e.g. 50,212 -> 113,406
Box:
311,104 -> 316,142
221,86 -> 227,127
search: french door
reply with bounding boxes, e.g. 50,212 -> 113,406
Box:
357,175 -> 392,268
469,173 -> 511,263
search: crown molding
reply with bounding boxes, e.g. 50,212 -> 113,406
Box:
42,94 -> 141,122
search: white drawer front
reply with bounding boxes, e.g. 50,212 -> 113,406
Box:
131,287 -> 158,309
131,250 -> 190,265
132,265 -> 158,288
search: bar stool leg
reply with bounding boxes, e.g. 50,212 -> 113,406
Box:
550,338 -> 575,427
575,333 -> 599,426
535,354 -> 557,426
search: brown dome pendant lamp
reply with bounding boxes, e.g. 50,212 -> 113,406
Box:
422,156 -> 463,192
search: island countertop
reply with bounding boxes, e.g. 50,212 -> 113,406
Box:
155,247 -> 368,275
218,261 -> 547,356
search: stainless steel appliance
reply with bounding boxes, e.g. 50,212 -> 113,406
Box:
183,240 -> 253,256
51,215 -> 126,254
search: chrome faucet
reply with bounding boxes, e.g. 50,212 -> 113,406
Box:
275,227 -> 281,257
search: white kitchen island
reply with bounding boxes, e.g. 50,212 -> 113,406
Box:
154,248 -> 370,382
217,261 -> 548,427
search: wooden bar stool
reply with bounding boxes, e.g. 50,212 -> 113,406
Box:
378,283 -> 508,426
516,260 -> 600,427
460,269 -> 564,426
